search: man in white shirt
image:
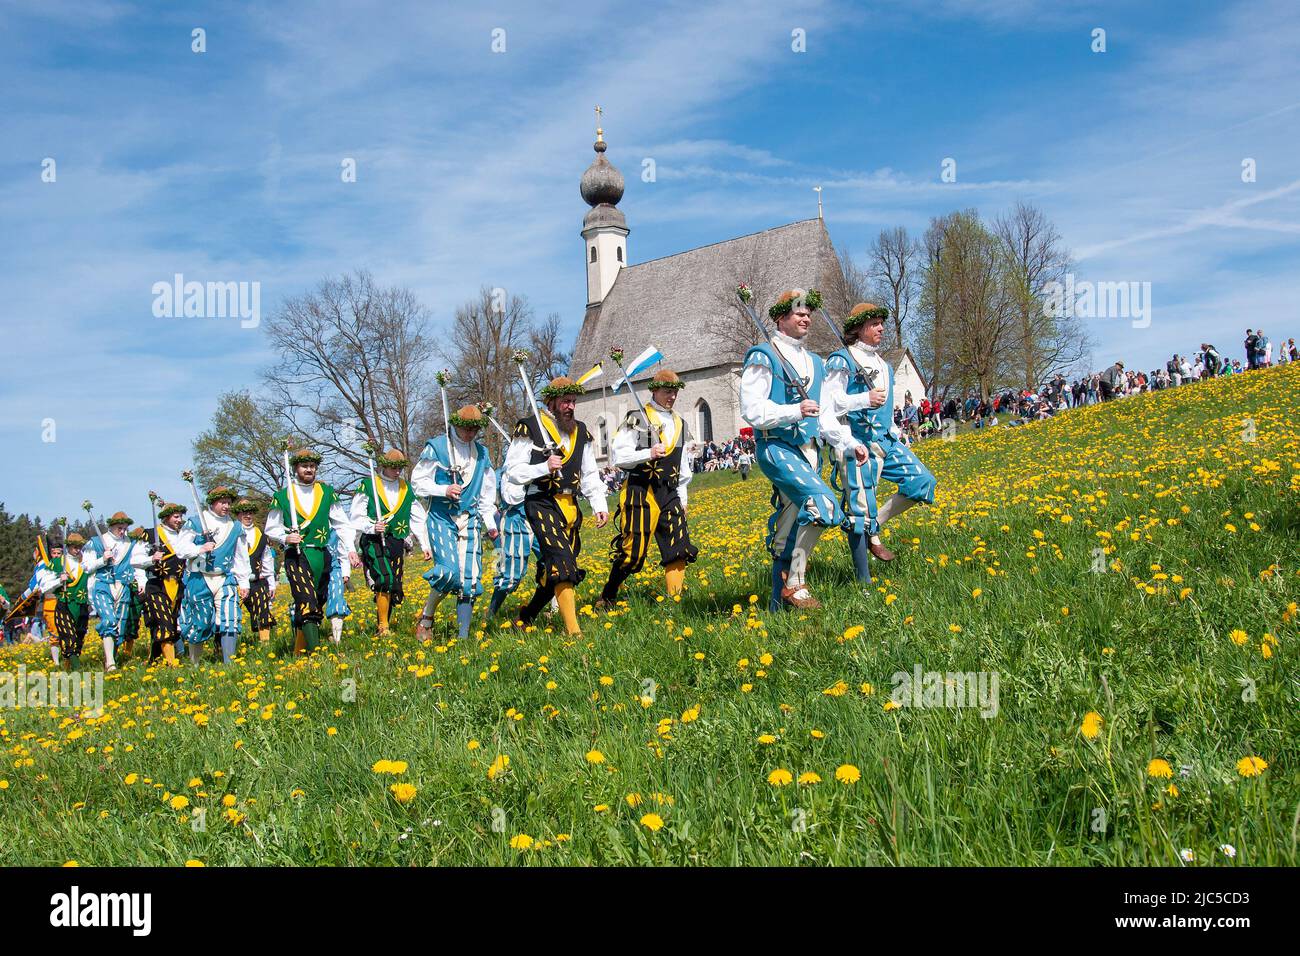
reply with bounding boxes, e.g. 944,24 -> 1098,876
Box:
411,406 -> 498,641
144,501 -> 206,665
82,510 -> 154,670
597,368 -> 698,608
740,288 -> 853,611
234,499 -> 277,644
351,447 -> 430,637
177,486 -> 251,665
504,376 -> 609,636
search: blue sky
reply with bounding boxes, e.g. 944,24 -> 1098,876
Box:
2,0 -> 1298,518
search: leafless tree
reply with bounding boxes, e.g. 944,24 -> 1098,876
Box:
867,226 -> 920,353
994,201 -> 1090,388
261,270 -> 438,484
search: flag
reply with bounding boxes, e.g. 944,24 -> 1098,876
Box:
576,362 -> 604,387
614,346 -> 664,392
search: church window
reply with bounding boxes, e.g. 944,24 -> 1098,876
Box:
697,399 -> 713,443
590,246 -> 597,263
616,246 -> 623,263
598,416 -> 609,456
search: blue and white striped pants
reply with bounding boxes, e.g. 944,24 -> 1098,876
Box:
423,510 -> 486,599
492,505 -> 536,593
90,581 -> 132,646
178,573 -> 242,644
757,439 -> 844,562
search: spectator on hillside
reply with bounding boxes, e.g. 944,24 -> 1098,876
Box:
1245,328 -> 1258,369
1099,361 -> 1124,401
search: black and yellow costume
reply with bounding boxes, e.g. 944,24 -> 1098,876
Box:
241,526 -> 277,633
515,415 -> 593,621
355,474 -> 415,610
142,526 -> 185,661
601,407 -> 698,602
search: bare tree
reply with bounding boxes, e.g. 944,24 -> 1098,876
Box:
867,226 -> 920,353
994,201 -> 1090,388
529,312 -> 571,383
261,270 -> 438,484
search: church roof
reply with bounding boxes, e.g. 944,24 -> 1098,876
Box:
571,218 -> 845,380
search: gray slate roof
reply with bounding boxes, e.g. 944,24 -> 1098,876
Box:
571,218 -> 845,381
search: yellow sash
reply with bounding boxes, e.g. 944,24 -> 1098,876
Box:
644,406 -> 680,454
374,478 -> 409,520
290,482 -> 324,523
541,414 -> 577,464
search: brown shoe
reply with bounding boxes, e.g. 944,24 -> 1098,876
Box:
594,598 -> 616,611
868,539 -> 895,562
780,584 -> 822,610
414,615 -> 434,641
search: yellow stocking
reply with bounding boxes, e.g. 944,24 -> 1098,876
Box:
257,628 -> 270,643
376,593 -> 391,633
161,642 -> 176,663
665,560 -> 686,597
294,629 -> 307,655
555,582 -> 580,636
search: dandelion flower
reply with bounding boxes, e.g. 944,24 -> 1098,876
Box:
640,812 -> 665,832
1228,629 -> 1248,646
835,764 -> 861,785
767,768 -> 793,786
1147,759 -> 1173,779
389,783 -> 417,804
487,754 -> 511,780
757,734 -> 777,745
625,792 -> 643,807
798,771 -> 821,785
1080,711 -> 1103,739
585,750 -> 605,765
1236,756 -> 1268,778
169,795 -> 189,811
508,833 -> 534,850
123,773 -> 138,786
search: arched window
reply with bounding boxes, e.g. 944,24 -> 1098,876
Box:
597,416 -> 609,456
697,399 -> 713,443
616,246 -> 624,263
590,246 -> 598,263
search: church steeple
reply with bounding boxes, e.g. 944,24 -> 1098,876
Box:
581,109 -> 629,307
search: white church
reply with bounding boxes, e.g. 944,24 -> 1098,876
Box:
568,126 -> 927,459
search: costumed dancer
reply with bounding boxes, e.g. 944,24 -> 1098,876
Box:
598,367 -> 698,608
411,405 -> 498,641
475,403 -> 539,620
121,527 -> 149,655
54,532 -> 92,670
350,447 -> 430,636
738,288 -> 853,611
21,536 -> 65,666
82,510 -> 154,670
503,369 -> 609,636
233,500 -> 277,643
144,502 -> 198,664
177,485 -> 251,665
825,303 -> 936,578
265,447 -> 358,656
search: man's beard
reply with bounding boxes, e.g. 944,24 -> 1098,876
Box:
551,406 -> 576,433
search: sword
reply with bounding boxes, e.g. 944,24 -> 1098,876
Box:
512,349 -> 559,458
81,499 -> 113,565
281,440 -> 301,553
361,439 -> 388,550
735,285 -> 812,402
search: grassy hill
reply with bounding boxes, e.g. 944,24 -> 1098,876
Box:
1,365 -> 1296,865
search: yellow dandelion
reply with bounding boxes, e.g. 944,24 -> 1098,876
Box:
1228,629 -> 1249,646
798,771 -> 821,785
389,782 -> 417,803
508,833 -> 534,850
640,812 -> 665,832
1081,711 -> 1103,739
1236,756 -> 1268,778
1147,759 -> 1173,779
169,795 -> 189,811
585,749 -> 606,765
767,768 -> 793,786
835,764 -> 861,785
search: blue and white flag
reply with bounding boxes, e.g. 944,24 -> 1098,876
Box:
614,346 -> 664,392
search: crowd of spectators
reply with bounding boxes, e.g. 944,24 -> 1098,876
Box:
898,333 -> 1299,443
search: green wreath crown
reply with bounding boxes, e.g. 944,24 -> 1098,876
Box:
289,449 -> 322,466
539,380 -> 586,400
448,410 -> 485,429
158,502 -> 187,519
768,288 -> 823,320
843,303 -> 890,334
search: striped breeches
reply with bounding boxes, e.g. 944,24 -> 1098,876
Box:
326,559 -> 351,618
142,577 -> 182,643
242,581 -> 276,630
423,511 -> 486,599
284,547 -> 329,625
492,506 -> 536,593
178,574 -> 243,644
757,440 -> 843,561
90,582 -> 132,646
836,434 -> 937,534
